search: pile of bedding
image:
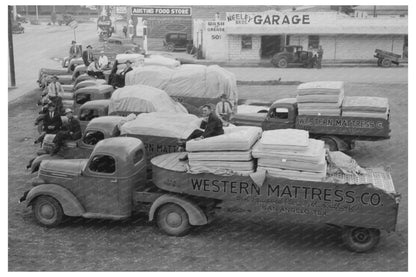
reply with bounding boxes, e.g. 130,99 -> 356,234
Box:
342,96 -> 389,119
252,129 -> 327,181
186,126 -> 262,175
296,81 -> 344,116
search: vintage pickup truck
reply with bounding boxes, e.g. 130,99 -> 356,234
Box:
21,137 -> 400,252
230,98 -> 390,151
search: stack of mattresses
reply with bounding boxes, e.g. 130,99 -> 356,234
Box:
186,126 -> 262,175
296,81 -> 344,116
342,96 -> 389,119
252,129 -> 327,181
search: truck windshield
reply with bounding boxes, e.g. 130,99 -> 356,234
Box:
83,131 -> 105,145
89,155 -> 116,174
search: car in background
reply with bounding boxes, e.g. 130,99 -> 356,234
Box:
271,45 -> 313,68
163,32 -> 192,52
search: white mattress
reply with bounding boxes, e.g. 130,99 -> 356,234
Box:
120,112 -> 202,139
188,150 -> 252,161
186,126 -> 262,152
257,129 -> 309,152
342,111 -> 388,119
259,164 -> 327,182
189,160 -> 255,171
298,102 -> 342,109
297,81 -> 344,95
252,139 -> 325,163
116,54 -> 144,64
342,96 -> 389,113
296,92 -> 344,103
258,155 -> 326,173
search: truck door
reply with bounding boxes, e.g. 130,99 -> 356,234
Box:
81,154 -> 122,216
262,106 -> 296,130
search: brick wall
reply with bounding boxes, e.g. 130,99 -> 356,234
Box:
227,35 -> 261,61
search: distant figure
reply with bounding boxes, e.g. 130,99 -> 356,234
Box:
98,51 -> 109,70
64,40 -> 82,69
87,57 -> 105,79
317,45 -> 324,69
123,26 -> 128,38
82,45 -> 94,66
215,94 -> 233,122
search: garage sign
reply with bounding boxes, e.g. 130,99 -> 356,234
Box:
226,12 -> 336,26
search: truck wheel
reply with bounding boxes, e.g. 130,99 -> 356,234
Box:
32,196 -> 64,227
277,58 -> 288,68
381,59 -> 392,67
321,137 -> 338,151
157,203 -> 191,236
377,58 -> 382,66
342,226 -> 380,252
167,43 -> 175,52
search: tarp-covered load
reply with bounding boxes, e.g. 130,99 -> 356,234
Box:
120,112 -> 202,139
297,81 -> 344,116
342,96 -> 389,119
125,64 -> 238,107
74,79 -> 107,91
108,84 -> 188,115
144,55 -> 181,68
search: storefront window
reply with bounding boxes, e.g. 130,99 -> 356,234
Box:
241,36 -> 252,49
308,35 -> 320,49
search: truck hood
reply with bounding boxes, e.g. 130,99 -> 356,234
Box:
39,159 -> 88,179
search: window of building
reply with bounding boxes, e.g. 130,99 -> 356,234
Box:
308,35 -> 320,49
83,130 -> 104,146
89,155 -> 116,174
241,36 -> 252,49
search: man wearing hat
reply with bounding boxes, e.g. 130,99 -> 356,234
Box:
34,103 -> 63,144
47,75 -> 64,115
215,93 -> 233,122
52,108 -> 82,154
63,40 -> 82,68
82,45 -> 94,66
111,60 -> 133,88
98,50 -> 109,70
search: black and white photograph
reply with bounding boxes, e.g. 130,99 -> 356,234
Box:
6,2 -> 410,272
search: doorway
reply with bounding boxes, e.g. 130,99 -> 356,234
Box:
261,35 -> 283,58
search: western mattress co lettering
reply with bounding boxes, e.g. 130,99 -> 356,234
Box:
297,117 -> 385,129
132,7 -> 192,16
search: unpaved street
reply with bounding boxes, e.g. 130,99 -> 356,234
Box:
8,22 -> 408,271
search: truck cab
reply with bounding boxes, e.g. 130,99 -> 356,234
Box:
23,137 -> 147,226
78,99 -> 110,132
74,85 -> 114,114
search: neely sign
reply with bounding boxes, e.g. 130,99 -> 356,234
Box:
226,12 -> 334,26
132,7 -> 192,16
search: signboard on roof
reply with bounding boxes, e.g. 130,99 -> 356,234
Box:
116,6 -> 127,14
131,7 -> 192,16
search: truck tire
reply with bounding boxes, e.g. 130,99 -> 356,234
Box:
157,203 -> 191,236
32,196 -> 64,227
277,58 -> 288,68
167,43 -> 175,52
321,137 -> 338,151
342,226 -> 380,252
381,58 -> 392,67
377,58 -> 382,66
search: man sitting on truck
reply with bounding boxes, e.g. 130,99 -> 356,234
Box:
215,94 -> 233,122
51,108 -> 82,155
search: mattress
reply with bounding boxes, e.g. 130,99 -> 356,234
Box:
298,108 -> 341,116
298,102 -> 343,109
257,155 -> 326,173
342,111 -> 388,119
342,96 -> 389,112
116,54 -> 144,64
252,139 -> 325,163
189,160 -> 255,171
296,92 -> 344,104
297,81 -> 344,95
188,150 -> 252,161
259,164 -> 327,182
186,126 -> 262,152
257,129 -> 309,152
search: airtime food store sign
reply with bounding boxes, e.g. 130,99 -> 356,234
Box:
225,11 -> 336,26
132,7 -> 192,16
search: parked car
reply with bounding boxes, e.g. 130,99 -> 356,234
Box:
271,45 -> 312,68
12,21 -> 24,34
163,32 -> 192,52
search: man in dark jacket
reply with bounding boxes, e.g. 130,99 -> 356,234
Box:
111,60 -> 133,88
52,108 -> 82,154
199,104 -> 224,139
34,103 -> 62,144
82,45 -> 94,66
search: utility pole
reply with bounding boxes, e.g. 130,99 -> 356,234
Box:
8,6 -> 16,88
36,5 -> 39,21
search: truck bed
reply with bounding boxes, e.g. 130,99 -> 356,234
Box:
151,153 -> 399,231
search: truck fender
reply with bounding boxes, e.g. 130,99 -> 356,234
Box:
320,136 -> 350,152
30,154 -> 62,173
26,184 -> 85,217
149,194 -> 207,226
